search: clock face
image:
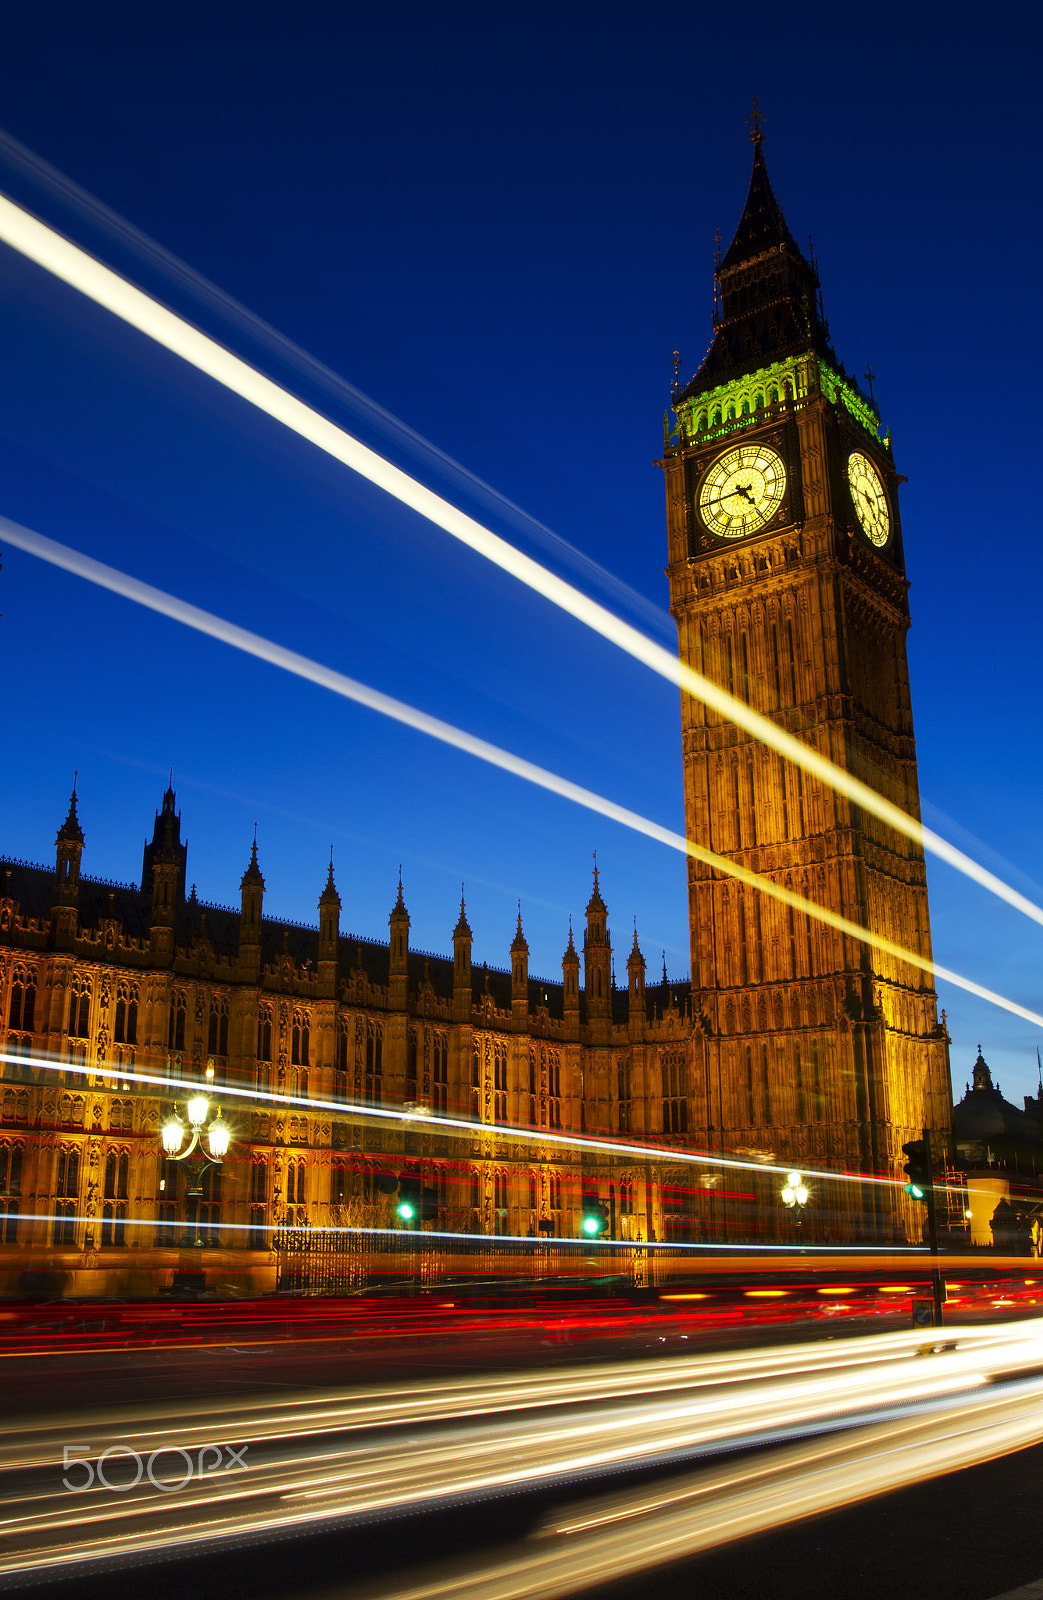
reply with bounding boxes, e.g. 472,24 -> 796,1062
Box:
698,443 -> 787,540
847,451 -> 890,547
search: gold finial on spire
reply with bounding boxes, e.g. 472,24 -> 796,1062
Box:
748,95 -> 765,146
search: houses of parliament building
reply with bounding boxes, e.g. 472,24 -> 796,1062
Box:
0,129 -> 953,1294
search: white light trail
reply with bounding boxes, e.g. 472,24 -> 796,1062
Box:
3,518 -> 1041,1036
0,189 -> 1039,934
1,1322 -> 1042,1581
0,128 -> 670,639
0,1048 -> 909,1195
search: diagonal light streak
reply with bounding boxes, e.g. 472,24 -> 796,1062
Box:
1,1049 -> 909,1195
0,189 -> 1039,932
0,126 -> 670,639
2,515 -> 1041,1036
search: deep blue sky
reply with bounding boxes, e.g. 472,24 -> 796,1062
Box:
0,1 -> 1040,1101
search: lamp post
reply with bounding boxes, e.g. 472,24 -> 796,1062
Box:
161,1093 -> 230,1249
781,1171 -> 809,1243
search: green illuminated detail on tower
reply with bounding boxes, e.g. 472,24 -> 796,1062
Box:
670,354 -> 882,451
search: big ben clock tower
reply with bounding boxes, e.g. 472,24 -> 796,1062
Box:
662,118 -> 952,1236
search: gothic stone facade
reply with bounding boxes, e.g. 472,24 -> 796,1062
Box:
0,786 -> 698,1295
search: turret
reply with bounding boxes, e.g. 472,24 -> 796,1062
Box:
453,890 -> 472,1023
238,836 -> 265,979
388,871 -> 409,1009
562,919 -> 580,1041
142,784 -> 187,960
511,906 -> 528,1026
319,854 -> 341,995
583,860 -> 611,1025
51,783 -> 84,944
627,924 -> 646,1039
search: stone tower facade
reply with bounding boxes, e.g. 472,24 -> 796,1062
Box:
661,126 -> 952,1228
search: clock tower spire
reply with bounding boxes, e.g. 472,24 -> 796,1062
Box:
662,121 -> 952,1241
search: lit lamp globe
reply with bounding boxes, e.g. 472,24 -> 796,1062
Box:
207,1116 -> 231,1160
781,1172 -> 809,1208
162,1115 -> 185,1157
186,1094 -> 210,1128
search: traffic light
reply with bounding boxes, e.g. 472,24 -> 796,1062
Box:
581,1198 -> 609,1238
902,1139 -> 931,1201
396,1174 -> 422,1223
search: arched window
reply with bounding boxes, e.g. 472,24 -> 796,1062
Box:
365,1022 -> 382,1105
68,977 -> 91,1040
406,1029 -> 418,1098
755,391 -> 765,410
56,1146 -> 79,1199
547,1051 -> 562,1131
114,983 -> 138,1046
662,1054 -> 688,1135
8,967 -> 36,1033
0,1143 -> 23,1194
696,411 -> 708,432
712,406 -> 722,426
740,398 -> 750,416
617,1058 -> 631,1133
432,1033 -> 448,1116
285,1158 -> 307,1208
291,1010 -> 310,1067
768,384 -> 779,404
101,1200 -> 126,1246
104,1151 -> 129,1200
168,990 -> 187,1053
53,1200 -> 76,1246
257,1005 -> 273,1063
493,1038 -> 508,1122
208,996 -> 230,1057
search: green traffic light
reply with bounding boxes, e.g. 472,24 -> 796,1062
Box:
904,1182 -> 925,1200
397,1202 -> 415,1220
582,1215 -> 600,1236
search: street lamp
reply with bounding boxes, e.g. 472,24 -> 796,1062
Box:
781,1170 -> 809,1237
160,1093 -> 231,1248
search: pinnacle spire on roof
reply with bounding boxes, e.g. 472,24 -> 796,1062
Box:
511,902 -> 528,954
586,854 -> 606,915
719,110 -> 800,272
454,886 -> 472,939
240,836 -> 264,890
390,866 -> 408,919
56,780 -> 84,846
564,915 -> 578,962
320,850 -> 341,908
679,113 -> 839,401
628,920 -> 645,967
